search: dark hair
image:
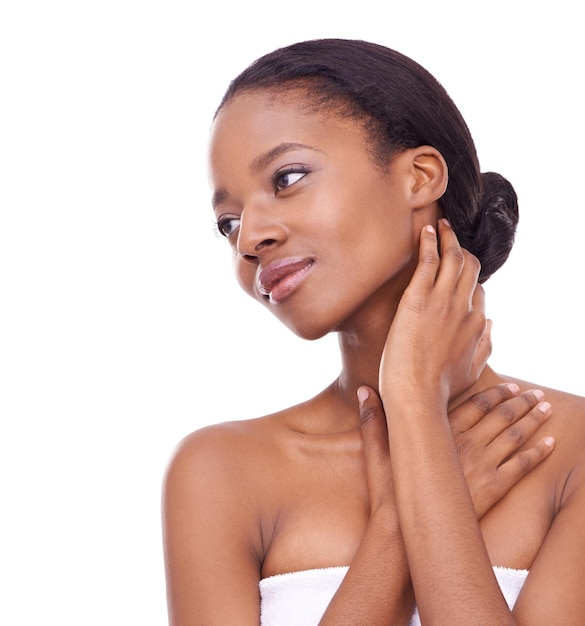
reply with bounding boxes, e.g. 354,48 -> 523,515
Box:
218,38 -> 518,282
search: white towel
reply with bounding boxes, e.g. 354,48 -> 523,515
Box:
259,565 -> 528,625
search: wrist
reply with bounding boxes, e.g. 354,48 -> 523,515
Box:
380,386 -> 448,418
369,503 -> 402,536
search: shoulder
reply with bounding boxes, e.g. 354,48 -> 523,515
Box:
164,416 -> 280,498
528,384 -> 585,505
513,386 -> 585,622
162,417 -> 284,588
162,417 -> 286,624
499,374 -> 585,495
503,375 -> 585,450
545,386 -> 585,451
550,388 -> 585,491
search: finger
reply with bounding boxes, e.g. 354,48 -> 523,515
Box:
449,382 -> 520,433
435,218 -> 466,287
483,391 -> 553,461
489,436 -> 555,503
407,225 -> 441,295
357,386 -> 392,510
469,317 -> 493,382
468,285 -> 488,373
470,281 -> 486,315
456,248 -> 482,299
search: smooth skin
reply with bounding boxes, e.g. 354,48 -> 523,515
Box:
163,90 -> 585,624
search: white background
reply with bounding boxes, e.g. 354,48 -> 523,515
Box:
1,1 -> 583,624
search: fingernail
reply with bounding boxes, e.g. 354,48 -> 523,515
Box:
533,389 -> 545,401
544,436 -> 555,447
424,225 -> 435,234
357,387 -> 369,405
539,401 -> 552,413
440,218 -> 451,227
507,382 -> 520,394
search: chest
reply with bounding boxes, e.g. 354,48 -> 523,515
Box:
259,446 -> 555,578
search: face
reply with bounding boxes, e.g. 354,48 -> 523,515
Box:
208,89 -> 421,340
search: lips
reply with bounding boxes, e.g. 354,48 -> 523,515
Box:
257,257 -> 314,303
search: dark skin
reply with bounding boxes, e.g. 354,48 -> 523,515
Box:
162,90 -> 585,624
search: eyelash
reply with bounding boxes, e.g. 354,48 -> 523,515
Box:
214,166 -> 311,239
273,165 -> 310,193
215,215 -> 240,238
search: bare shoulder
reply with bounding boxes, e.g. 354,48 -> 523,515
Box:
162,413 -> 288,625
502,374 -> 585,454
163,413 -> 285,507
167,417 -> 264,468
504,375 -> 585,496
507,383 -> 585,622
536,384 -> 585,461
546,387 -> 585,496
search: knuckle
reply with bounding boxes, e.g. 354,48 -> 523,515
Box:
444,246 -> 465,265
506,426 -> 523,444
420,252 -> 440,267
519,391 -> 538,409
469,392 -> 493,414
515,451 -> 532,471
464,250 -> 481,271
495,402 -> 517,423
360,405 -> 379,425
455,436 -> 473,456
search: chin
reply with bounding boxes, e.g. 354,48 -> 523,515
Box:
278,314 -> 333,342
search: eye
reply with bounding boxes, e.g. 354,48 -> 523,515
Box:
273,166 -> 309,193
216,215 -> 240,238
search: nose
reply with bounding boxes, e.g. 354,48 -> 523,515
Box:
237,205 -> 287,263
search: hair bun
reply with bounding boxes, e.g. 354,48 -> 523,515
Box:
471,172 -> 519,282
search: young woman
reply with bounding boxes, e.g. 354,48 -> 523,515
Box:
163,39 -> 585,624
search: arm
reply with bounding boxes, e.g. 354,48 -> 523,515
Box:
319,388 -> 413,625
514,460 -> 585,624
321,223 -> 556,625
162,424 -> 263,626
343,380 -> 555,626
390,400 -> 585,626
378,221 -> 558,623
163,223 -> 556,625
162,395 -> 553,626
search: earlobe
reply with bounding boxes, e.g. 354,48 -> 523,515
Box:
410,146 -> 448,208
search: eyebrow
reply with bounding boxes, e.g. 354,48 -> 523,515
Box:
212,142 -> 319,210
250,142 -> 319,173
211,188 -> 229,211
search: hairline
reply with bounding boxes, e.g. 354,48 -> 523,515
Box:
217,79 -> 403,172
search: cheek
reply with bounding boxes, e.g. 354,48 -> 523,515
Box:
334,206 -> 415,291
234,258 -> 257,299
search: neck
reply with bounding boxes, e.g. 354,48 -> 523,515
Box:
332,295 -> 399,419
331,303 -> 504,427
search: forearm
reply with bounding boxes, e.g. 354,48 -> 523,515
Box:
319,507 -> 414,626
386,396 -> 515,625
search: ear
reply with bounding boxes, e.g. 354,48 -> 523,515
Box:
407,146 -> 448,208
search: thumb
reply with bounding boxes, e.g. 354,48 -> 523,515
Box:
358,386 -> 392,511
471,318 -> 493,381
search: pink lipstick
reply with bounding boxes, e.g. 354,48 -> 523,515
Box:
257,257 -> 314,303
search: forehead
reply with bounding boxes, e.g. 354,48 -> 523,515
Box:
208,89 -> 368,172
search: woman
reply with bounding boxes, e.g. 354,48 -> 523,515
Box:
163,39 -> 585,624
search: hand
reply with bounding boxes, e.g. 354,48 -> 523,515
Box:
357,386 -> 396,518
449,382 -> 555,518
358,383 -> 555,520
380,220 -> 490,406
